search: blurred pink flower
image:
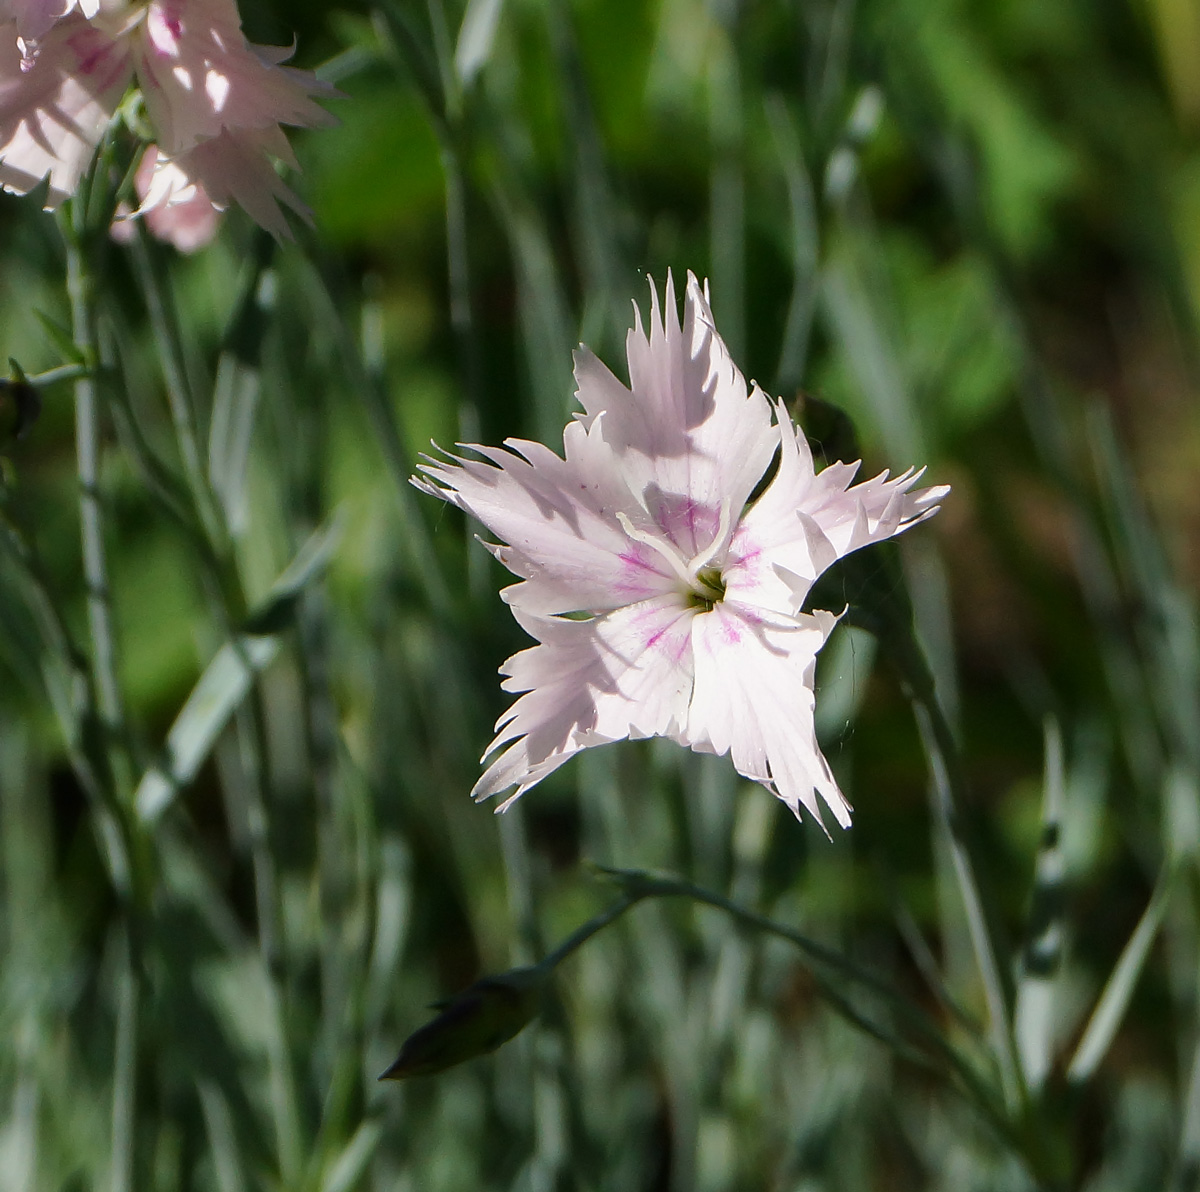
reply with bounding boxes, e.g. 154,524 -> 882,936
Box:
415,273 -> 949,830
134,0 -> 335,157
111,142 -> 219,251
0,13 -> 130,204
0,0 -> 335,237
167,125 -> 311,241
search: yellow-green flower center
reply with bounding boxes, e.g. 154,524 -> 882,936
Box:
687,565 -> 726,610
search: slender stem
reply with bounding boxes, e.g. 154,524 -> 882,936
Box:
308,259 -> 453,613
109,925 -> 138,1192
598,865 -> 953,1025
913,689 -> 1024,1112
438,136 -> 483,447
499,804 -> 542,967
883,620 -> 1024,1112
27,362 -> 91,387
593,865 -> 1013,1144
0,516 -> 134,893
66,234 -> 125,748
540,893 -> 640,971
233,697 -> 283,974
127,228 -> 226,551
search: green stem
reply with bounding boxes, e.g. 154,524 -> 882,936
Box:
65,232 -> 125,754
540,892 -> 640,971
896,629 -> 1024,1113
0,516 -> 133,893
127,227 -> 226,552
590,866 -> 1013,1142
438,135 -> 482,444
109,924 -> 138,1192
27,362 -> 91,387
307,258 -> 453,614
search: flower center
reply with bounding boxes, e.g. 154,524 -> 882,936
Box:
688,566 -> 726,611
616,498 -> 734,610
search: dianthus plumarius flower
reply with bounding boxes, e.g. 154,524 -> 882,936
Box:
0,0 -> 335,238
110,141 -> 219,251
414,273 -> 948,830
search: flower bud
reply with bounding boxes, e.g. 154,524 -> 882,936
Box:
379,966 -> 547,1081
0,372 -> 40,445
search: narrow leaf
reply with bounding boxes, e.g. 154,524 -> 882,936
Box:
197,1081 -> 247,1192
321,1121 -> 384,1192
455,0 -> 504,86
1014,717 -> 1067,1092
135,517 -> 344,824
33,309 -> 85,365
1067,866 -> 1176,1084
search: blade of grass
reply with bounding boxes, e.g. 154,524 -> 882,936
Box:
915,700 -> 1023,1111
300,258 -> 453,614
135,516 -> 344,825
766,94 -> 820,394
455,0 -> 504,87
1014,718 -> 1067,1093
197,1082 -> 247,1192
708,30 -> 744,363
109,928 -> 137,1192
1067,865 -> 1177,1083
319,1121 -> 383,1192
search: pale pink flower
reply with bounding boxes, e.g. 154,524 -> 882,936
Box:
0,0 -> 334,235
133,0 -> 336,158
167,125 -> 309,241
414,273 -> 949,829
111,142 -> 219,250
0,13 -> 130,204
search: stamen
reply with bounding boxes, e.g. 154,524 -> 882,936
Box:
616,511 -> 694,587
687,497 -> 733,580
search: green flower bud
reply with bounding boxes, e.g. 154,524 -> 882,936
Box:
0,375 -> 40,445
379,966 -> 547,1081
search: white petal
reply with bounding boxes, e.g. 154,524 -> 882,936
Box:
723,400 -> 838,616
474,596 -> 696,805
685,601 -> 850,829
415,418 -> 680,616
171,128 -> 306,240
126,144 -> 221,251
573,271 -> 778,557
728,402 -> 950,614
804,460 -> 950,560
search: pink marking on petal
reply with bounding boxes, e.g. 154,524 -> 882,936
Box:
729,544 -> 762,570
633,604 -> 692,660
147,7 -> 183,56
647,491 -> 722,556
613,546 -> 672,601
66,30 -> 110,73
618,548 -> 659,573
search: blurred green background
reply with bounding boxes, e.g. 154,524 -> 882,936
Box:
2,0 -> 1200,1188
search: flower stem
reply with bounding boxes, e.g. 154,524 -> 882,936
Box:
66,232 -> 125,751
127,227 -> 227,553
109,924 -> 139,1192
591,865 -> 1013,1141
885,621 -> 1025,1113
539,892 -> 641,971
